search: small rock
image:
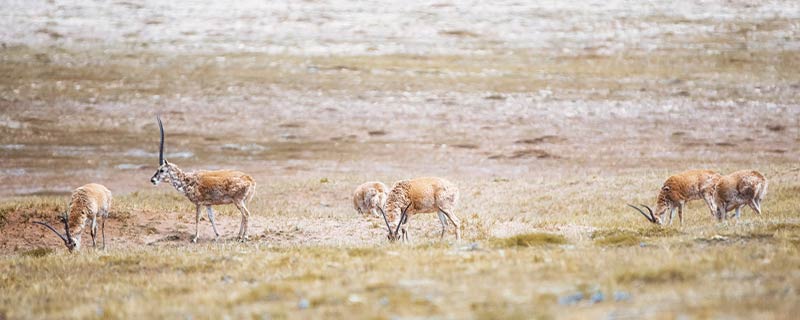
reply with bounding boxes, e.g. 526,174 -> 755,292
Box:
298,298 -> 310,309
614,291 -> 631,302
590,291 -> 604,304
348,294 -> 363,303
558,292 -> 583,305
221,275 -> 233,284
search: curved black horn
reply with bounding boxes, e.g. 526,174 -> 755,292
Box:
157,115 -> 165,165
63,211 -> 72,242
641,204 -> 657,223
627,204 -> 655,223
378,207 -> 393,234
33,221 -> 69,244
395,203 -> 412,235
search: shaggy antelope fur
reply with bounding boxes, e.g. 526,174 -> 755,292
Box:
33,183 -> 112,252
353,181 -> 388,219
629,169 -> 721,225
378,177 -> 460,242
713,170 -> 767,221
150,116 -> 256,242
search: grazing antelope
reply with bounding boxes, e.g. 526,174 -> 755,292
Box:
629,169 -> 720,225
33,183 -> 112,252
150,116 -> 256,243
353,181 -> 388,219
713,170 -> 767,221
378,177 -> 460,242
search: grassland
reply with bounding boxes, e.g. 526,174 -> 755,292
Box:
2,1 -> 800,319
1,172 -> 799,319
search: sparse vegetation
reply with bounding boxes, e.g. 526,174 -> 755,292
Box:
593,230 -> 641,246
490,233 -> 567,247
616,266 -> 696,284
2,1 -> 800,319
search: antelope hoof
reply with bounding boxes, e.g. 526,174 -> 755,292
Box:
191,237 -> 199,243
238,235 -> 249,243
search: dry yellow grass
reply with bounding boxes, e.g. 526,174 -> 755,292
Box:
1,172 -> 799,319
2,2 -> 800,318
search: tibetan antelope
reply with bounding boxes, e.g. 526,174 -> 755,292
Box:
629,169 -> 720,225
353,181 -> 388,219
33,183 -> 112,252
713,170 -> 767,221
150,116 -> 256,243
378,177 -> 460,242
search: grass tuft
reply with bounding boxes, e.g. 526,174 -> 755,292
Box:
347,247 -> 382,257
593,227 -> 679,246
21,247 -> 54,257
490,233 -> 567,248
233,283 -> 295,305
593,230 -> 641,247
638,226 -> 680,237
616,266 -> 695,284
764,222 -> 800,234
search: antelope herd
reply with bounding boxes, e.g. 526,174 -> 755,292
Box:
628,169 -> 768,225
32,116 -> 770,251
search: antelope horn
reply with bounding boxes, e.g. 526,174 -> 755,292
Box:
378,207 -> 393,235
157,115 -> 165,165
627,204 -> 655,223
62,211 -> 73,243
641,204 -> 657,223
32,221 -> 69,245
395,202 -> 412,235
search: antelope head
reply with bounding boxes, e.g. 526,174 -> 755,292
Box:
150,115 -> 173,185
33,212 -> 77,252
379,203 -> 412,242
627,204 -> 661,225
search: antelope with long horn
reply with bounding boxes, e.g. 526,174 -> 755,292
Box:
33,183 -> 112,252
713,170 -> 767,221
628,169 -> 720,225
378,177 -> 460,242
150,116 -> 257,243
